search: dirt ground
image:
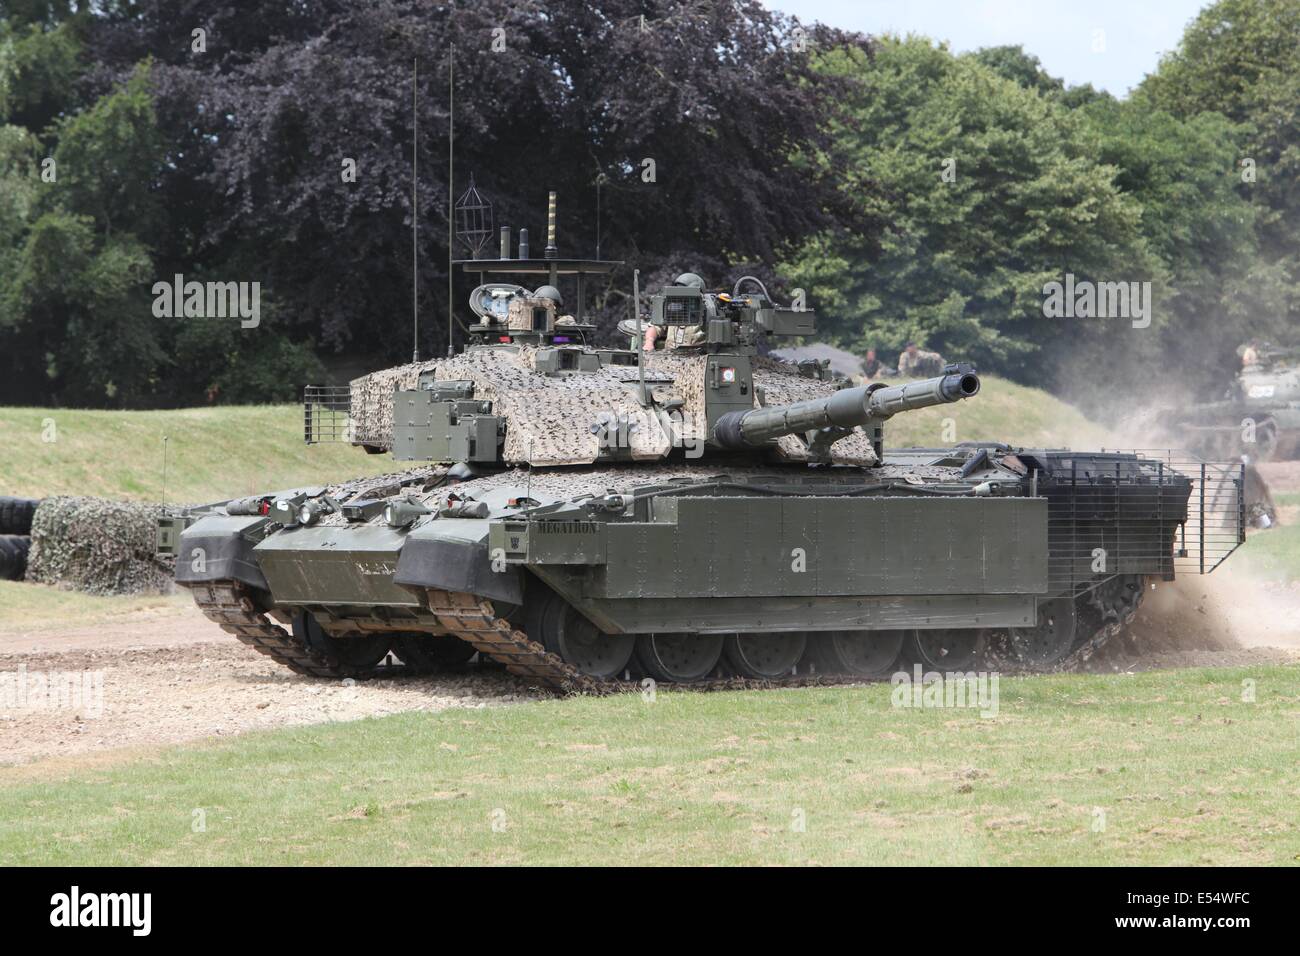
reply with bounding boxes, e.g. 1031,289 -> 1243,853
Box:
2,461 -> 1299,769
0,606 -> 540,767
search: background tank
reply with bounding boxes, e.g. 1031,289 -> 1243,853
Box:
161,197 -> 1247,692
1155,342 -> 1300,462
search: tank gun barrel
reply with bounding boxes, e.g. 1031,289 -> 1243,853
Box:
714,365 -> 980,450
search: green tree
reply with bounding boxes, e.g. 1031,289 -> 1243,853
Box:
0,41 -> 323,406
786,37 -> 1158,387
1139,0 -> 1300,326
1075,96 -> 1286,385
0,14 -> 84,132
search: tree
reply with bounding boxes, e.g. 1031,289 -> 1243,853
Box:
92,0 -> 879,367
1139,0 -> 1300,330
785,37 -> 1158,391
0,54 -> 321,405
2,0 -> 876,406
1074,96 -> 1284,390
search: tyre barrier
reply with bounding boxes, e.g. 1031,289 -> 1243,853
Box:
0,535 -> 30,581
0,496 -> 40,536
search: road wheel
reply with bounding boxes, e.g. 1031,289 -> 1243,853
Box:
1008,599 -> 1078,668
541,594 -> 634,679
394,633 -> 476,669
1255,420 -> 1279,462
904,629 -> 988,671
807,629 -> 904,678
292,611 -> 393,674
723,632 -> 806,680
635,633 -> 723,683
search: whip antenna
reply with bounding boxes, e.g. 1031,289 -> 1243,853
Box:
634,269 -> 645,399
161,435 -> 169,507
412,56 -> 420,363
447,45 -> 455,357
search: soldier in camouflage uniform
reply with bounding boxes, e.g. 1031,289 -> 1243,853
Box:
897,342 -> 944,378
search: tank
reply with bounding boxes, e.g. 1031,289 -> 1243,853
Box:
1156,343 -> 1300,462
157,199 -> 1248,691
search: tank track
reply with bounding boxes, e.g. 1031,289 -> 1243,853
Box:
1060,576 -> 1146,670
186,582 -> 407,679
187,578 -> 1141,694
423,589 -> 608,695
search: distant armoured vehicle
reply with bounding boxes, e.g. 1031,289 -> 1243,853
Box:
158,194 -> 1247,691
1156,343 -> 1300,462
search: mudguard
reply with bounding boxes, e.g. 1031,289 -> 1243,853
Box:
394,522 -> 524,605
175,515 -> 269,590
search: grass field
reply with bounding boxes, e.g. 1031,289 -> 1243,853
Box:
1235,492 -> 1300,583
871,373 -> 1109,450
2,665 -> 1296,866
0,405 -> 395,503
0,580 -> 188,631
0,376 -> 1107,504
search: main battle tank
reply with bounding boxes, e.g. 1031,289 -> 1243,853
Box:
1155,343 -> 1300,462
158,203 -> 1247,692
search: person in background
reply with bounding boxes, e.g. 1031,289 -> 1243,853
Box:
861,347 -> 887,379
897,342 -> 944,378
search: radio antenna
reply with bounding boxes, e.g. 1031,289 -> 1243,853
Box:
634,269 -> 646,400
412,56 -> 419,363
447,44 -> 455,357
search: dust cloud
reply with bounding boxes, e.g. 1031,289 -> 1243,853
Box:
1037,389 -> 1300,666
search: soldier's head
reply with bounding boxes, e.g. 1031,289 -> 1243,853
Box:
534,285 -> 563,307
865,347 -> 877,361
905,342 -> 918,357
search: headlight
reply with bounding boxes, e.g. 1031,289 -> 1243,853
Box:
385,500 -> 431,528
298,504 -> 317,526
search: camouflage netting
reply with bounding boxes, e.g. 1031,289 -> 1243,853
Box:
26,497 -> 175,596
348,348 -> 879,467
348,348 -> 675,464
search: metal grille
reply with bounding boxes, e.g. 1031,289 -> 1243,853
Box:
303,385 -> 351,444
1044,452 -> 1244,596
1126,452 -> 1247,576
663,296 -> 703,325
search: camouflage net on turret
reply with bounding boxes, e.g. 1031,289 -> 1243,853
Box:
26,497 -> 175,596
347,349 -> 879,467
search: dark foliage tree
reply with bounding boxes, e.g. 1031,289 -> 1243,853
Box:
2,0 -> 873,407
